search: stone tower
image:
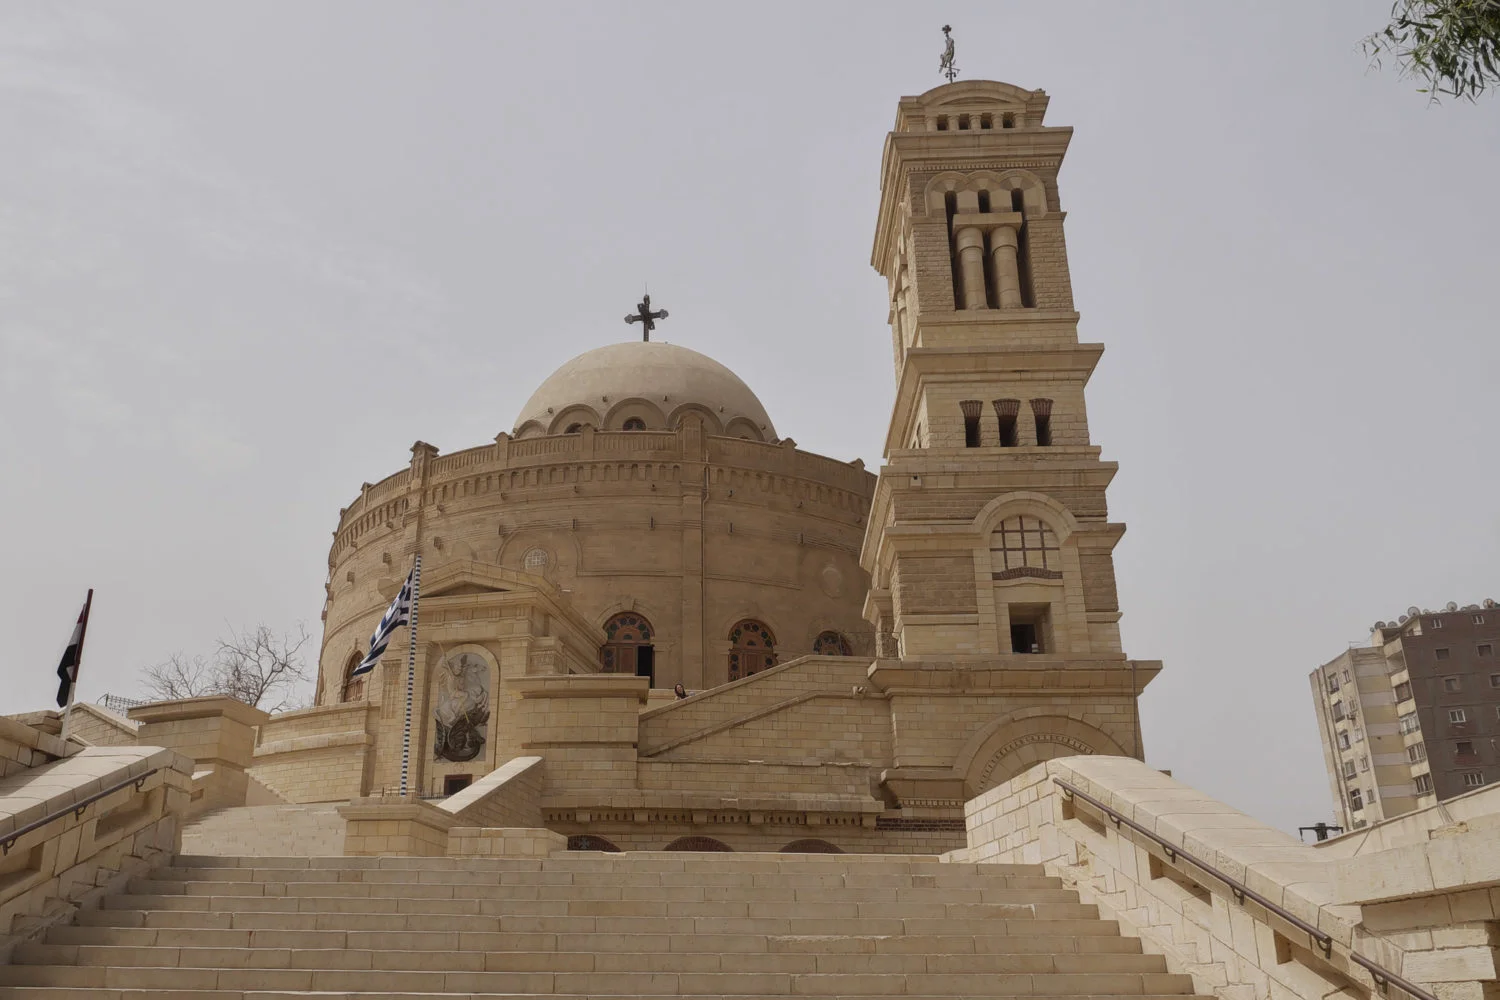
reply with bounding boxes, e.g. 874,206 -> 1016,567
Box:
860,80 -> 1155,795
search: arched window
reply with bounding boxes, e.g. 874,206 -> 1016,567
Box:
340,652 -> 366,702
601,612 -> 655,684
812,631 -> 852,656
622,417 -> 646,431
780,838 -> 844,854
565,423 -> 582,434
728,620 -> 776,681
568,834 -> 622,853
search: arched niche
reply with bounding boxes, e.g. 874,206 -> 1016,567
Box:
430,644 -> 498,765
957,711 -> 1128,799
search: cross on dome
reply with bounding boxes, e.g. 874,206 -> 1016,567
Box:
624,294 -> 668,342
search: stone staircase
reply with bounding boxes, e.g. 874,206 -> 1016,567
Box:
180,803 -> 346,857
0,852 -> 1203,999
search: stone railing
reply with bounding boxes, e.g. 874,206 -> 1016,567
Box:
960,756 -> 1494,1000
0,745 -> 194,960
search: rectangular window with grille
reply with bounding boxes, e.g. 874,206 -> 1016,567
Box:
1415,773 -> 1433,794
1399,713 -> 1420,734
1444,676 -> 1462,692
1343,761 -> 1357,780
1349,788 -> 1363,810
1408,743 -> 1427,763
1462,772 -> 1485,788
1450,708 -> 1468,723
1394,681 -> 1413,702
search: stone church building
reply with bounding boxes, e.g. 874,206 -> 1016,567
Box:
218,78 -> 1154,853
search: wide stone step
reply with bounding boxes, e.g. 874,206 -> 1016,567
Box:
154,865 -> 1064,891
172,853 -> 1045,876
0,991 -> 1200,1000
0,963 -> 1197,995
102,892 -> 1099,922
74,907 -> 1123,937
13,941 -> 1169,975
45,925 -> 1143,955
125,877 -> 1082,905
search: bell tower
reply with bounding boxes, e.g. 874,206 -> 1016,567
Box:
861,79 -> 1157,792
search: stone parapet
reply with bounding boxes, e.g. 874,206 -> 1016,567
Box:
129,697 -> 269,817
338,794 -> 456,856
447,826 -> 566,857
438,755 -> 544,828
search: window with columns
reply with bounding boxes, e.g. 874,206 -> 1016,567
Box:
728,620 -> 777,681
944,188 -> 1034,311
989,516 -> 1062,580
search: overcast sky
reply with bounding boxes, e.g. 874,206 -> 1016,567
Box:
3,2 -> 1496,835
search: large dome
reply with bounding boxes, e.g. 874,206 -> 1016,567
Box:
514,341 -> 777,440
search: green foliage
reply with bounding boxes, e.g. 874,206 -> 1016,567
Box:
1364,0 -> 1500,100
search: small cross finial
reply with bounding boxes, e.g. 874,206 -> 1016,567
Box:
939,25 -> 959,83
624,293 -> 668,342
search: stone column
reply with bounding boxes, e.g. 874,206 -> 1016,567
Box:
990,225 -> 1024,308
954,227 -> 988,310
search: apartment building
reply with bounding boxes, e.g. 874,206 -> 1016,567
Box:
1310,598 -> 1500,829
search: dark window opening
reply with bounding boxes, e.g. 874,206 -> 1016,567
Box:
944,191 -> 962,308
957,113 -> 971,130
1008,604 -> 1051,653
1031,398 -> 1054,446
443,774 -> 472,796
960,400 -> 982,447
636,645 -> 655,686
1456,740 -> 1475,756
980,113 -> 993,129
936,115 -> 949,131
1002,112 -> 1016,128
565,423 -> 582,434
622,417 -> 645,431
993,399 -> 1020,447
1010,189 -> 1036,307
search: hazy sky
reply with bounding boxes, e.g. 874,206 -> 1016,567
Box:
3,3 -> 1496,835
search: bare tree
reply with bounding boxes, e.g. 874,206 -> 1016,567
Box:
141,653 -> 218,701
140,624 -> 313,712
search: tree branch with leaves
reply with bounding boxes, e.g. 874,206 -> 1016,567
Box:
1365,0 -> 1500,100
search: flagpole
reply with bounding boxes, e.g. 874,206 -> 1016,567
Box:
400,556 -> 421,797
60,589 -> 94,745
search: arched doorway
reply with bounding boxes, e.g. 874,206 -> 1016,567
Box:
601,612 -> 655,686
340,652 -> 366,702
812,631 -> 852,656
728,620 -> 777,681
663,836 -> 733,852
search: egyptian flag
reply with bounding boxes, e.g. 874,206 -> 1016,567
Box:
55,589 -> 94,707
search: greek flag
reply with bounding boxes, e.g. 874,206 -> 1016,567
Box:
352,567 -> 415,676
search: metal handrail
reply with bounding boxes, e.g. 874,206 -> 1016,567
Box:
1,767 -> 160,855
1052,777 -> 1438,1000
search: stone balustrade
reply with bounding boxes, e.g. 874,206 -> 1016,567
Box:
960,755 -> 1499,1000
0,744 -> 194,960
